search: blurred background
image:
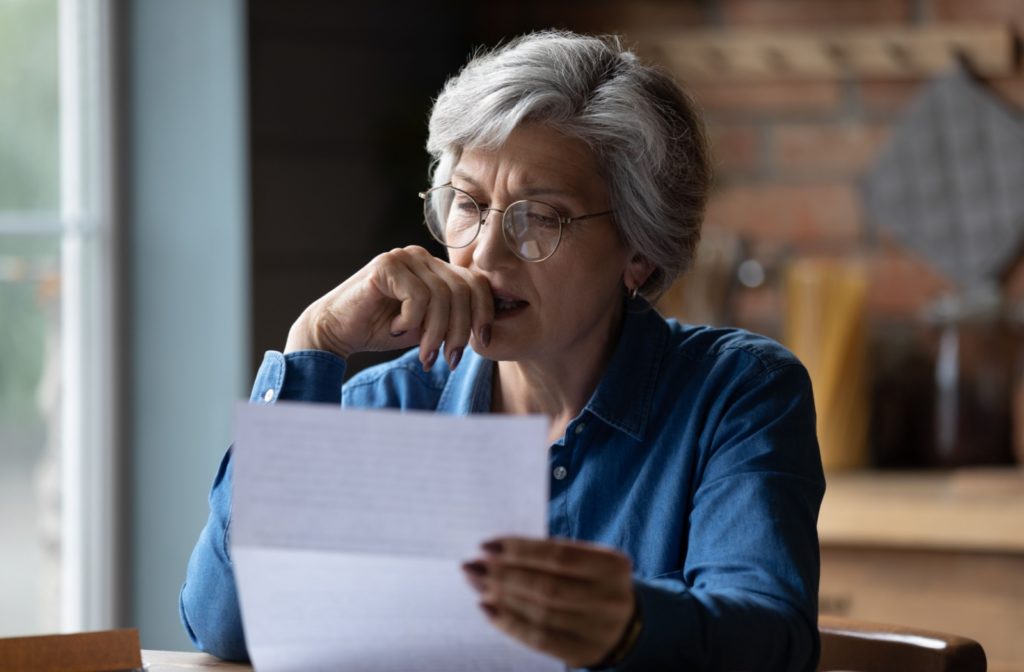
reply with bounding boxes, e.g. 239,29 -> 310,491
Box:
0,0 -> 1022,669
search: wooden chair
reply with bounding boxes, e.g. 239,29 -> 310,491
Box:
818,615 -> 987,672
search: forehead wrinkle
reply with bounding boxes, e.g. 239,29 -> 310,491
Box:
452,160 -> 591,200
453,126 -> 606,203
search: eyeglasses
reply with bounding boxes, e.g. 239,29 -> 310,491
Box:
418,184 -> 614,262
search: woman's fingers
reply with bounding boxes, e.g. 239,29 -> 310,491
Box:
477,581 -> 629,669
374,247 -> 488,370
479,599 -> 598,668
481,564 -> 618,612
420,257 -> 475,370
402,252 -> 473,370
295,245 -> 489,364
373,255 -> 430,338
462,537 -> 636,667
400,258 -> 451,370
447,264 -> 494,349
285,245 -> 489,363
482,536 -> 634,584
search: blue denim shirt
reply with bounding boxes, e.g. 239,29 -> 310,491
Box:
180,305 -> 825,670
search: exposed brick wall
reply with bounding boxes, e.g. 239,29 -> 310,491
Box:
498,0 -> 1024,333
773,122 -> 890,176
719,0 -> 914,26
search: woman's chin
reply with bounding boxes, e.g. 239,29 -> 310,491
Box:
469,334 -> 525,363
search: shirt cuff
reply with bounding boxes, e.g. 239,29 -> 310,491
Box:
611,578 -> 688,670
248,350 -> 347,405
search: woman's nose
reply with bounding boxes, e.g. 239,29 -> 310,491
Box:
472,209 -> 516,270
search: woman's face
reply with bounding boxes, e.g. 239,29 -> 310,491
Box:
449,123 -> 643,365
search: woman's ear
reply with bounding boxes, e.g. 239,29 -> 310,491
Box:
625,253 -> 656,292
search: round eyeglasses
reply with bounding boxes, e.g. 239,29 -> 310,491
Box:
419,184 -> 614,263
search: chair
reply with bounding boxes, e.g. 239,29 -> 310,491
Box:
818,615 -> 987,672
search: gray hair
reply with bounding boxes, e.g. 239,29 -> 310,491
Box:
426,30 -> 711,299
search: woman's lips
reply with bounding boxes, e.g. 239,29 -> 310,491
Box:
494,301 -> 528,320
492,290 -> 529,319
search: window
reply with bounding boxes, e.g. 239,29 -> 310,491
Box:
0,0 -> 118,635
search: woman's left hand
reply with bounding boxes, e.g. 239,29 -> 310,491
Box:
462,536 -> 636,668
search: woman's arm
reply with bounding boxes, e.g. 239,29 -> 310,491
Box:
181,246 -> 492,659
617,362 -> 825,671
178,350 -> 348,661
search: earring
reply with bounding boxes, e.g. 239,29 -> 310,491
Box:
630,286 -> 639,300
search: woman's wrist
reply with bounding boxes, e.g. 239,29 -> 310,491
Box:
284,307 -> 352,359
588,597 -> 643,670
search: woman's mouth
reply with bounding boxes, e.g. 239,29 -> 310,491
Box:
493,292 -> 529,318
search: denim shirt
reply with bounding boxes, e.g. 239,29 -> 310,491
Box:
180,305 -> 825,670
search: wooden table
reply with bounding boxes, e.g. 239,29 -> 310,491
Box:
142,650 -> 251,671
144,469 -> 1024,670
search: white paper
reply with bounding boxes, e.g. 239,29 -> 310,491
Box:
231,402 -> 562,672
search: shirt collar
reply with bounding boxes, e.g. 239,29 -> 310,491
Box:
436,347 -> 493,415
435,300 -> 668,441
583,301 -> 668,441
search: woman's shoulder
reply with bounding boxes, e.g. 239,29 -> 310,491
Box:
342,348 -> 452,410
662,319 -> 805,378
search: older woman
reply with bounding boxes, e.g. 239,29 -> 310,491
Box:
181,31 -> 824,671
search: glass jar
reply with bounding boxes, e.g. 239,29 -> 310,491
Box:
925,288 -> 1015,468
1010,302 -> 1024,467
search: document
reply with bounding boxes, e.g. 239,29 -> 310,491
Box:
231,401 -> 562,672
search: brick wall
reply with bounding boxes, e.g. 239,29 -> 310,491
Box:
480,0 -> 1024,334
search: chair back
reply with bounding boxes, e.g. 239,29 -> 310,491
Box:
818,615 -> 986,672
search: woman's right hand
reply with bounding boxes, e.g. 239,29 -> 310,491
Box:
284,246 -> 494,371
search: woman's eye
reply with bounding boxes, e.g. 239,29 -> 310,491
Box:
528,213 -> 559,228
452,193 -> 480,208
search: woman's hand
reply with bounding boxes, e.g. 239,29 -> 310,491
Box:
462,536 -> 637,669
284,246 -> 494,370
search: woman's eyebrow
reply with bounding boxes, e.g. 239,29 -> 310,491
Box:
451,171 -> 577,200
451,171 -> 482,188
518,186 -> 577,200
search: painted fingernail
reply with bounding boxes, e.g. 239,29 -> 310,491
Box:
464,574 -> 486,593
480,324 -> 492,347
479,602 -> 498,618
481,540 -> 504,555
423,349 -> 438,371
390,330 -> 407,338
447,347 -> 463,370
462,560 -> 488,577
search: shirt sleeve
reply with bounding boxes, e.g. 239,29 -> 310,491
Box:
613,362 -> 825,671
178,349 -> 347,661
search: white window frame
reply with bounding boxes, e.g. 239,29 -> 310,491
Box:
57,0 -> 120,632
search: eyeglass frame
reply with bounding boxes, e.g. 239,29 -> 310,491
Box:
418,183 -> 615,263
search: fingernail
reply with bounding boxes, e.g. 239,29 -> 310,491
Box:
423,349 -> 438,371
479,602 -> 498,618
390,330 -> 407,338
464,573 -> 486,593
481,540 -> 503,555
462,560 -> 488,577
480,324 -> 492,347
447,347 -> 463,370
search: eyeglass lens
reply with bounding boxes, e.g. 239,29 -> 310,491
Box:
423,186 -> 561,262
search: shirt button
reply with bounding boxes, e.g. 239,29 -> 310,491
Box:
263,388 -> 275,402
553,466 -> 568,481
574,423 -> 585,435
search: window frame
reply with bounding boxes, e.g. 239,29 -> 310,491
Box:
55,0 -> 121,632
